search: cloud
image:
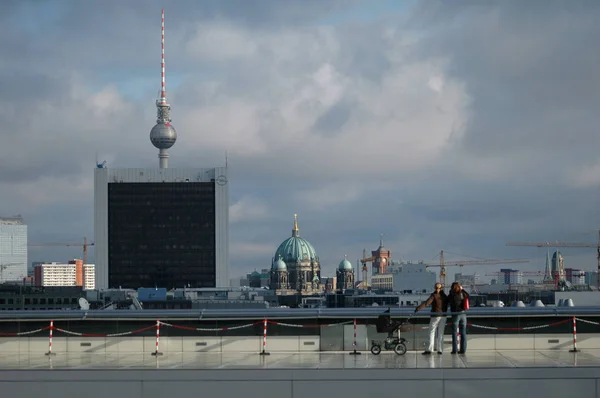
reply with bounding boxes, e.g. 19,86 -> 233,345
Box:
410,0 -> 600,185
2,1 -> 600,281
175,21 -> 471,180
231,242 -> 275,259
294,183 -> 366,210
229,196 -> 270,224
570,163 -> 600,188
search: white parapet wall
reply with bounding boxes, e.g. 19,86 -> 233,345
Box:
0,367 -> 599,398
0,328 -> 596,354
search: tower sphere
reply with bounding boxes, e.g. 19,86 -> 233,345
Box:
150,122 -> 177,149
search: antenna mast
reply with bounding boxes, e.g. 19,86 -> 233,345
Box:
149,8 -> 177,168
159,9 -> 167,106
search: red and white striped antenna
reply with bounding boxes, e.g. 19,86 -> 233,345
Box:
150,8 -> 177,169
154,9 -> 172,124
160,8 -> 167,105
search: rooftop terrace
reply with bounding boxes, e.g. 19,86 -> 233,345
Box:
2,308 -> 600,398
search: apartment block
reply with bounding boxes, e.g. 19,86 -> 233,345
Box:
34,260 -> 95,290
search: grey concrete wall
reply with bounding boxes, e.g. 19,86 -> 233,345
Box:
0,368 -> 598,398
0,326 -> 596,354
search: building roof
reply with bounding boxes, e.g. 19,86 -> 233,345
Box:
274,214 -> 319,263
339,256 -> 353,270
273,256 -> 287,271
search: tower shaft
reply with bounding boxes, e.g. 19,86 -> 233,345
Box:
159,149 -> 169,169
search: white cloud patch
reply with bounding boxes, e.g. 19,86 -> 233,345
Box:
176,21 -> 471,179
229,195 -> 270,224
570,163 -> 600,188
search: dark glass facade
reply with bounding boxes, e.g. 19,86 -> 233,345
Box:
107,182 -> 216,289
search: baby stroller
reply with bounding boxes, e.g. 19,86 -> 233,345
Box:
370,312 -> 413,355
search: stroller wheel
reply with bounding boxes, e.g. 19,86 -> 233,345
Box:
394,343 -> 407,355
370,345 -> 382,355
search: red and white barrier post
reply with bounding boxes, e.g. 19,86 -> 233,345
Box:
45,320 -> 56,356
569,316 -> 580,353
151,319 -> 163,356
349,318 -> 361,355
259,318 -> 270,355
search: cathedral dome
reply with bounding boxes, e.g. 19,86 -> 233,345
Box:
273,256 -> 287,271
274,214 -> 319,263
339,256 -> 353,270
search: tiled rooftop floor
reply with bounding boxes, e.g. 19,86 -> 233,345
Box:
0,349 -> 597,370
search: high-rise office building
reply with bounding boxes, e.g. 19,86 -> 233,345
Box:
93,10 -> 229,290
0,215 -> 28,283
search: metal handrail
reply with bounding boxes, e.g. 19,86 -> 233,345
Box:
0,306 -> 598,322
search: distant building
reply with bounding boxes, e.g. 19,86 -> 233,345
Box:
362,239 -> 391,276
336,256 -> 355,290
565,268 -> 586,285
269,214 -> 322,295
585,271 -> 598,287
500,268 -> 523,285
0,285 -> 85,311
0,216 -> 27,283
551,251 -> 566,282
454,272 -> 479,286
372,262 -> 436,293
34,260 -> 95,290
322,276 -> 336,293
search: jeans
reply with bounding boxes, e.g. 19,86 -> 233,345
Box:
452,313 -> 467,353
426,316 -> 446,352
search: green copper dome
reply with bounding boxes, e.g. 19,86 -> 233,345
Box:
274,214 -> 319,263
273,255 -> 287,271
339,256 -> 353,270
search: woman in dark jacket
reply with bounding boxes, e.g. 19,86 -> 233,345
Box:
448,282 -> 470,354
415,282 -> 448,355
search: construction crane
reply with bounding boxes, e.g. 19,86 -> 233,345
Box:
507,230 -> 600,289
28,237 -> 95,265
359,249 -> 374,289
0,262 -> 20,283
422,250 -> 530,287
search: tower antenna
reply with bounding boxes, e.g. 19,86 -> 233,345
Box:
160,8 -> 167,105
149,9 -> 177,168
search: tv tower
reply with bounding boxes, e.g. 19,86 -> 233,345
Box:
150,9 -> 177,169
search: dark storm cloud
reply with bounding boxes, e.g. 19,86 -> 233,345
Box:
411,0 -> 600,163
312,98 -> 354,134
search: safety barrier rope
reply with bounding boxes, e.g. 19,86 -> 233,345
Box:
52,324 -> 156,337
158,320 -> 262,332
467,318 -> 571,331
267,320 -> 353,328
575,317 -> 600,326
0,326 -> 50,336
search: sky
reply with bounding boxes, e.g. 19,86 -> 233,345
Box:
1,0 -> 600,282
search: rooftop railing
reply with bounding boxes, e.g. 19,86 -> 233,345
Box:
0,307 -> 598,356
0,306 -> 598,321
